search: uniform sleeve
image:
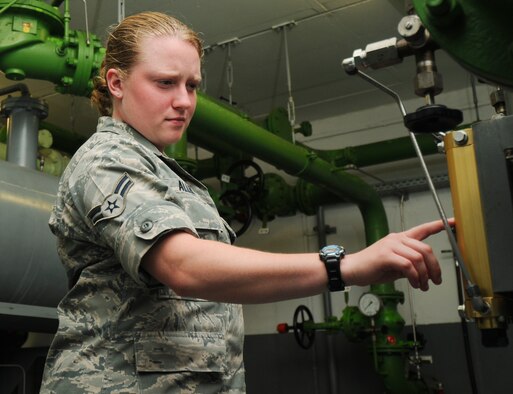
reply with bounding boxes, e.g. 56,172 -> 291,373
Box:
70,141 -> 200,287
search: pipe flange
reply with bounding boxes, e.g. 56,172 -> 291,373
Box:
1,96 -> 49,119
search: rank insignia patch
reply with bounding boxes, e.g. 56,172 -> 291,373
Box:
88,173 -> 134,225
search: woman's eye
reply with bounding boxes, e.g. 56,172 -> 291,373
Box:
187,82 -> 199,92
158,80 -> 175,87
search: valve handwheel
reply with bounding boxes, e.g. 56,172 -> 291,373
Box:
218,189 -> 252,237
224,160 -> 264,198
293,305 -> 315,349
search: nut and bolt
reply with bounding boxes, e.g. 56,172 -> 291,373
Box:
453,130 -> 468,146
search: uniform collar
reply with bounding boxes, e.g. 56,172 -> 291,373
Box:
96,116 -> 204,188
97,116 -> 163,157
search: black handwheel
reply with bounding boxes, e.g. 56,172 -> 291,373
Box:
219,189 -> 253,237
224,160 -> 264,199
404,104 -> 463,133
293,305 -> 315,349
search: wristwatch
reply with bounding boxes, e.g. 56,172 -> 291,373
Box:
319,244 -> 346,292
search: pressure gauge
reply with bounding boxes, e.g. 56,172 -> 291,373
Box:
358,293 -> 381,317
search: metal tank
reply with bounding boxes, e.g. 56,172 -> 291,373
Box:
0,159 -> 66,332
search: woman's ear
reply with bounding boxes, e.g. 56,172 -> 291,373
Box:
106,68 -> 123,99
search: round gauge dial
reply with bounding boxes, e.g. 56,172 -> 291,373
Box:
358,293 -> 381,317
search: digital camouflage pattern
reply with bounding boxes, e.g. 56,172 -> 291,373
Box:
40,117 -> 245,393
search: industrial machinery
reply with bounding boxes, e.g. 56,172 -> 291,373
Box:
273,1 -> 513,393
412,0 -> 513,348
444,116 -> 513,346
340,0 -> 513,348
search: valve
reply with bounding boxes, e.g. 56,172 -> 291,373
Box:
219,160 -> 264,236
218,189 -> 252,237
276,305 -> 316,349
223,159 -> 264,198
404,104 -> 463,133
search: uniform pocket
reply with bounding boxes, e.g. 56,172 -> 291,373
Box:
134,331 -> 227,392
135,331 -> 226,373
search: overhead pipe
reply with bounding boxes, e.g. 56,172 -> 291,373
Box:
314,134 -> 438,169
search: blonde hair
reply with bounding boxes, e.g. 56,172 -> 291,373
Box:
91,12 -> 203,116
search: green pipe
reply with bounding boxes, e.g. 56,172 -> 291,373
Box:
378,355 -> 428,394
187,128 -> 248,160
60,0 -> 70,51
315,134 -> 438,168
189,93 -> 390,245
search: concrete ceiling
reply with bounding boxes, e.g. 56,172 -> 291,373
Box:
1,0 -> 472,138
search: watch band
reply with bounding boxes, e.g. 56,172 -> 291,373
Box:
319,245 -> 346,292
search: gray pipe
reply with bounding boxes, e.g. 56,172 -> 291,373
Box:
316,206 -> 339,394
1,96 -> 48,169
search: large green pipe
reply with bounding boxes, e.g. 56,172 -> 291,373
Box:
189,94 -> 389,245
315,134 -> 438,168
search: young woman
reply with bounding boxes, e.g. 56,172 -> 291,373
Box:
41,11 -> 448,393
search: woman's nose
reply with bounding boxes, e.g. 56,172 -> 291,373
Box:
172,85 -> 193,109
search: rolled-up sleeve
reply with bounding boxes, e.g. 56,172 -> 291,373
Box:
116,200 -> 199,286
72,142 -> 210,287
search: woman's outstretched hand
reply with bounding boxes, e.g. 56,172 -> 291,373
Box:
342,219 -> 454,291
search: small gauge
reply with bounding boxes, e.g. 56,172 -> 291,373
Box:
358,293 -> 381,317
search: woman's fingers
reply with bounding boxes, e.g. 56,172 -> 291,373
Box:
404,218 -> 454,241
402,237 -> 442,285
346,220 -> 450,290
385,234 -> 441,290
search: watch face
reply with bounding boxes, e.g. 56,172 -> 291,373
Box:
358,293 -> 381,317
321,245 -> 344,257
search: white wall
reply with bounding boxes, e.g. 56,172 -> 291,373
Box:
237,82 -> 499,335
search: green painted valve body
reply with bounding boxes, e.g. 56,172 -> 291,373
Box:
412,0 -> 513,88
0,0 -> 105,96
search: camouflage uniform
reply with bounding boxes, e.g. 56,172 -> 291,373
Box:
40,117 -> 245,393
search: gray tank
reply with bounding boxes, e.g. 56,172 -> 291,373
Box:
0,160 -> 67,332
